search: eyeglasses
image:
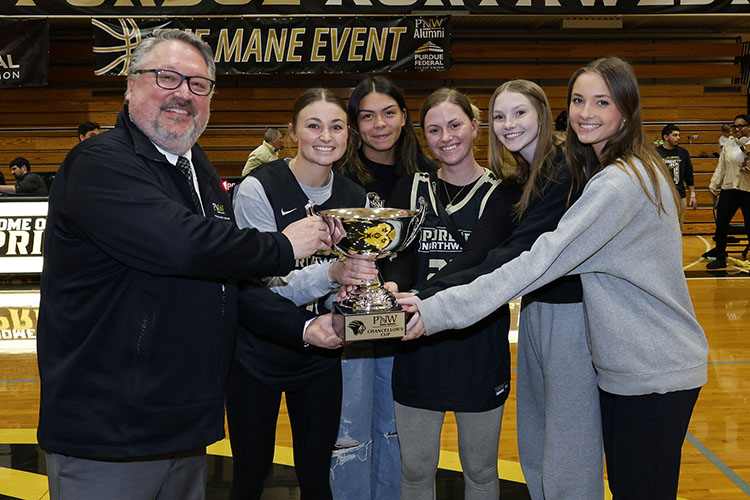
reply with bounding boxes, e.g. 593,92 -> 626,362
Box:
732,123 -> 748,129
134,69 -> 215,96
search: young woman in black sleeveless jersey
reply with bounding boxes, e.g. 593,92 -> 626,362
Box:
226,88 -> 376,500
383,88 -> 520,500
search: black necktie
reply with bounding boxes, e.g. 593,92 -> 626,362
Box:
176,156 -> 202,214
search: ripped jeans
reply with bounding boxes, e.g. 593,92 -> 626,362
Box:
330,341 -> 401,500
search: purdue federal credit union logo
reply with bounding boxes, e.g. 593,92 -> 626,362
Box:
412,17 -> 447,71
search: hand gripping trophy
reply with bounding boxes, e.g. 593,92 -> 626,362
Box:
308,194 -> 426,341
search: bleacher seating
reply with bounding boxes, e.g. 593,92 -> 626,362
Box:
0,21 -> 745,234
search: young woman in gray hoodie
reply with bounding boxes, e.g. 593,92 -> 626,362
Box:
399,57 -> 708,500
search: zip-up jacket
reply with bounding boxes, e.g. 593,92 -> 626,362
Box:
37,106 -> 303,459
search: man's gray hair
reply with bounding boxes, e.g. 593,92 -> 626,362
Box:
128,29 -> 216,80
264,128 -> 281,142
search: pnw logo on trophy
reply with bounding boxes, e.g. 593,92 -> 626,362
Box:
309,194 -> 426,341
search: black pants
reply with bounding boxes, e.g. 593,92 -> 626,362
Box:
225,363 -> 342,500
599,387 -> 700,500
714,188 -> 750,253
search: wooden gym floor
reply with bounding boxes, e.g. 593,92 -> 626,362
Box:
0,234 -> 748,500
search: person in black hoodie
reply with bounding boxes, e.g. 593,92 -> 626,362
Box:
37,30 -> 337,500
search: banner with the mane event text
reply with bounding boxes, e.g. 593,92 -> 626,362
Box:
3,0 -> 750,15
93,17 -> 450,76
0,19 -> 49,88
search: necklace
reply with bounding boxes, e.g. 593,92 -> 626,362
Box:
440,167 -> 482,208
441,177 -> 471,209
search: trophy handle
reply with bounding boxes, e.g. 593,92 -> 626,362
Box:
305,199 -> 318,217
308,200 -> 352,256
393,196 -> 427,256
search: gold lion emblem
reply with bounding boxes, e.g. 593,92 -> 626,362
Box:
362,223 -> 396,250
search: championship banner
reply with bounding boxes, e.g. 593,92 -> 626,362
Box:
0,200 -> 47,274
93,17 -> 450,75
3,0 -> 750,16
0,19 -> 49,88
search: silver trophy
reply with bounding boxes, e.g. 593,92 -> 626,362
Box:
310,196 -> 427,341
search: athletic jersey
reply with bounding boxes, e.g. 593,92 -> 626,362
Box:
410,170 -> 498,283
236,159 -> 366,389
392,169 -> 512,412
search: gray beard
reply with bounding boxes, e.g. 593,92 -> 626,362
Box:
149,114 -> 208,156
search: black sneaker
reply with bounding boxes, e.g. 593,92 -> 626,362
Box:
706,256 -> 728,269
702,248 -> 718,259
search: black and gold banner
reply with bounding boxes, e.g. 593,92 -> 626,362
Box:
0,200 -> 47,274
2,0 -> 748,15
0,19 -> 49,88
0,306 -> 38,342
93,17 -> 450,75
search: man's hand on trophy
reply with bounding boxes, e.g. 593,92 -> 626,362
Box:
282,216 -> 332,259
303,313 -> 344,349
329,255 -> 378,286
397,294 -> 425,340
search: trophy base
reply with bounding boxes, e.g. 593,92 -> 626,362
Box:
332,302 -> 406,342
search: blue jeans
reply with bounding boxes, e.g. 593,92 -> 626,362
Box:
330,341 -> 401,500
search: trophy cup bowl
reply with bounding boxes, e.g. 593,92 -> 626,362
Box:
316,201 -> 426,341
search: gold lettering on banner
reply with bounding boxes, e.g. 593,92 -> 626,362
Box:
243,29 -> 263,62
15,0 -> 37,6
324,0 -> 372,6
216,28 -> 243,62
0,307 -> 39,338
365,28 -> 387,60
348,27 -> 367,61
215,0 -> 253,4
112,0 -> 156,6
311,28 -> 329,62
265,29 -> 287,62
331,28 -> 351,62
162,0 -> 201,6
380,0 -> 419,5
287,28 -> 305,62
68,0 -> 105,5
389,27 -> 406,60
9,309 -> 34,330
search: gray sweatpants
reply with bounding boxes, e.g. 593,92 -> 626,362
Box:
517,300 -> 603,500
395,402 -> 504,500
45,451 -> 207,500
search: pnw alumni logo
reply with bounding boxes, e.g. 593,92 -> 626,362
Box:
412,18 -> 446,72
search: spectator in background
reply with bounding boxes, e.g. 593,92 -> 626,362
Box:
78,121 -> 101,142
0,157 -> 48,196
656,124 -> 696,230
704,114 -> 750,267
719,123 -> 732,150
241,127 -> 283,176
